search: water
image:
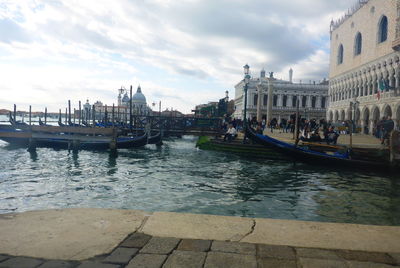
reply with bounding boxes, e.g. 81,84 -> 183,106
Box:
1,132 -> 399,226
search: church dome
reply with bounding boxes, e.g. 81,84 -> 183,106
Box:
122,93 -> 130,103
132,85 -> 146,104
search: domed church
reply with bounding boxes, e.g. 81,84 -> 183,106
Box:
117,85 -> 151,115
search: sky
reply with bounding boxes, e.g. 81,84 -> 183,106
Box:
0,0 -> 352,114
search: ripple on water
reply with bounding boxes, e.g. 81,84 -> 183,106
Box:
0,137 -> 399,225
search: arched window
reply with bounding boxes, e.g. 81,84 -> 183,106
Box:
338,44 -> 344,64
311,97 -> 316,108
354,32 -> 362,55
263,95 -> 268,106
302,96 -> 307,108
292,96 -> 297,107
273,95 -> 278,106
321,97 -> 326,108
254,94 -> 258,106
282,95 -> 287,107
378,15 -> 388,43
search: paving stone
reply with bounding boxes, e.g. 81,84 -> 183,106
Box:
295,247 -> 341,260
140,237 -> 180,254
77,262 -> 120,268
389,253 -> 400,265
211,241 -> 256,255
258,257 -> 297,268
298,257 -> 347,268
346,260 -> 398,268
38,260 -> 78,268
204,252 -> 257,268
163,250 -> 206,268
0,257 -> 44,268
103,247 -> 139,264
177,239 -> 211,252
0,255 -> 9,262
257,244 -> 296,260
126,254 -> 167,268
336,250 -> 395,265
121,233 -> 152,248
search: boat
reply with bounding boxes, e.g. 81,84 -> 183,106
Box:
147,132 -> 163,145
0,125 -> 148,150
245,127 -> 397,169
196,136 -> 288,160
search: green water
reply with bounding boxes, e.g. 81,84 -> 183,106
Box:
0,134 -> 399,226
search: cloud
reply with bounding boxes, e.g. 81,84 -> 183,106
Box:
0,0 -> 356,113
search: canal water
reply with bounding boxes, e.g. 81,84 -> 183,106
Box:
1,132 -> 399,226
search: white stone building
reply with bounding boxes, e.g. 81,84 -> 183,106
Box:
117,85 -> 151,115
234,69 -> 328,121
328,0 -> 400,133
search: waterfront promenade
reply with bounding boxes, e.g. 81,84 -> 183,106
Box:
0,208 -> 400,267
260,130 -> 383,149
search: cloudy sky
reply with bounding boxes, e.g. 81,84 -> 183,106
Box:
0,0 -> 352,113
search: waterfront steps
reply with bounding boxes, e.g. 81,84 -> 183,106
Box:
0,209 -> 400,267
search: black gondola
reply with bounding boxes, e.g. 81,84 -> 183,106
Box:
147,132 -> 163,145
245,127 -> 396,170
0,128 -> 148,150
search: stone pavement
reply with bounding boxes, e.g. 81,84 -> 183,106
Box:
1,233 -> 400,268
1,209 -> 400,268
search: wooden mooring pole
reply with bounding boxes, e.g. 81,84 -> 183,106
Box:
44,107 -> 47,125
112,103 -> 115,126
68,100 -> 72,124
129,85 -> 133,129
13,104 -> 17,122
92,105 -> 96,127
78,101 -> 81,125
29,105 -> 32,126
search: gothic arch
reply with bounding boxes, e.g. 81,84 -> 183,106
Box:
377,15 -> 388,43
354,32 -> 362,55
334,110 -> 339,122
328,110 -> 333,121
371,106 -> 380,121
382,104 -> 393,118
338,44 -> 344,64
340,110 -> 346,121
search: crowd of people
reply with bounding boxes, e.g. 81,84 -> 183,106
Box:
221,114 -> 396,146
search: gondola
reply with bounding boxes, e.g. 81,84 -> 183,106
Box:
245,126 -> 395,169
0,128 -> 148,150
147,132 -> 163,145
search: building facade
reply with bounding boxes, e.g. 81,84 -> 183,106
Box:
234,69 -> 328,122
328,0 -> 400,133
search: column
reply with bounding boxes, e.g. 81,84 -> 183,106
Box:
287,95 -> 293,107
266,79 -> 274,124
316,96 -> 322,108
307,95 -> 312,108
256,84 -> 263,122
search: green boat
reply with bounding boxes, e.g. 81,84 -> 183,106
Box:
196,136 -> 289,160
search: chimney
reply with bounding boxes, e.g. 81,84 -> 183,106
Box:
289,68 -> 293,83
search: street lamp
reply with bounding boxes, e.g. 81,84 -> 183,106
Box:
243,64 -> 251,126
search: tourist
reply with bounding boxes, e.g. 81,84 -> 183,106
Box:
223,124 -> 237,142
382,116 -> 395,145
325,126 -> 340,145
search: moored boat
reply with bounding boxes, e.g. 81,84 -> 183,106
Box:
196,136 -> 289,160
245,127 -> 398,170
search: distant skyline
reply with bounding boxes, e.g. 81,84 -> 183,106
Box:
0,0 -> 352,113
